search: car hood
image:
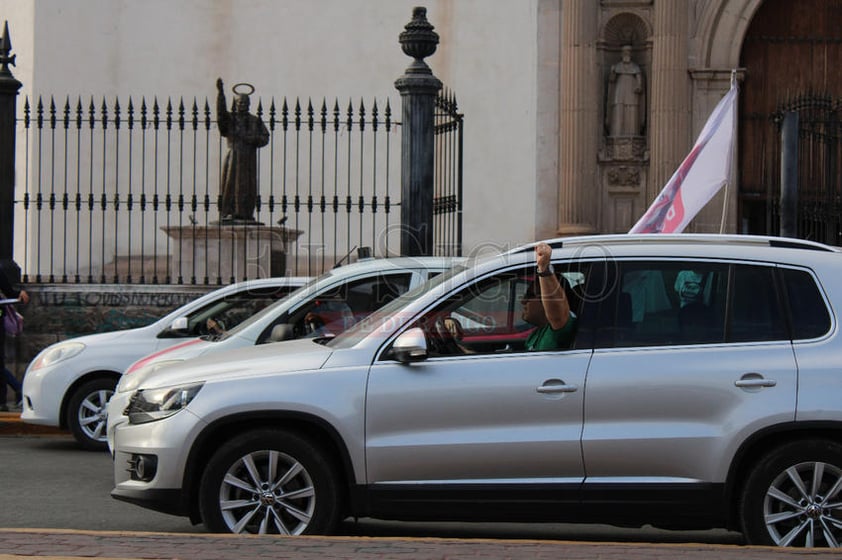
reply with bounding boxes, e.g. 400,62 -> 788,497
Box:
67,328 -> 139,346
136,338 -> 333,390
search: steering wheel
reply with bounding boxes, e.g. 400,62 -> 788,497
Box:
432,316 -> 465,355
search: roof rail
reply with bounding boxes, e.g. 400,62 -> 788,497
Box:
767,238 -> 835,252
506,234 -> 837,255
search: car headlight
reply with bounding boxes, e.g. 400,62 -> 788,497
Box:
118,359 -> 185,393
29,341 -> 86,371
126,382 -> 204,425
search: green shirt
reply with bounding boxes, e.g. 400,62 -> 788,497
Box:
525,313 -> 577,351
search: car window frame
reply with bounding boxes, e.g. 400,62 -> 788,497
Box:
376,258 -> 607,361
254,271 -> 416,344
591,257 -> 803,351
776,264 -> 834,342
156,285 -> 299,339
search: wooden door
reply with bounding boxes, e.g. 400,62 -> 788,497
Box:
739,0 -> 842,238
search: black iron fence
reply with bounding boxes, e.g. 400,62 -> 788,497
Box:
740,93 -> 842,244
433,89 -> 463,257
13,87 -> 462,284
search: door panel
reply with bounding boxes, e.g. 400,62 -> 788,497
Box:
583,343 -> 796,484
366,350 -> 591,484
582,260 -> 798,485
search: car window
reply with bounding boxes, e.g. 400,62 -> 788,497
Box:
159,285 -> 297,338
405,263 -> 594,356
257,273 -> 413,343
781,267 -> 831,340
728,265 -> 787,342
602,261 -> 727,348
596,261 -> 794,348
327,264 -> 470,350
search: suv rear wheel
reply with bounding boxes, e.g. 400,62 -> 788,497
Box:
199,429 -> 341,535
740,439 -> 842,547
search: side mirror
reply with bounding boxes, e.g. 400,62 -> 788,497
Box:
391,327 -> 428,363
170,317 -> 189,333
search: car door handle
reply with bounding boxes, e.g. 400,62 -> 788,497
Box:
734,374 -> 777,388
536,380 -> 578,394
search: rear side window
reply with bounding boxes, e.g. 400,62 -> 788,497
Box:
781,268 -> 831,339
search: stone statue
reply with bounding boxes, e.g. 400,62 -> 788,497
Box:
607,46 -> 645,137
216,78 -> 270,223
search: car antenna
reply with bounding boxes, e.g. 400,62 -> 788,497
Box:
333,245 -> 358,269
333,246 -> 373,269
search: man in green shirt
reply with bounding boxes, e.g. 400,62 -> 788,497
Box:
523,242 -> 577,351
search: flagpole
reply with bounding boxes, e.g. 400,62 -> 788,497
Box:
720,70 -> 739,234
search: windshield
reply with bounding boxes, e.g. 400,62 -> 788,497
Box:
215,274 -> 327,340
327,263 -> 468,349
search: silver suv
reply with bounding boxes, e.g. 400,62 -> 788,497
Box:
111,234 -> 842,547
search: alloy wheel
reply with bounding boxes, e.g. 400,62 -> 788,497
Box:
218,449 -> 316,535
77,388 -> 112,444
764,461 -> 842,547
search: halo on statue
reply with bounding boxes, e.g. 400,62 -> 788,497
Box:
232,83 -> 255,96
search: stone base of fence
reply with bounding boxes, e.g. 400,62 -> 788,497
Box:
161,224 -> 303,282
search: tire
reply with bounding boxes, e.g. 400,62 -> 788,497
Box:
740,439 -> 842,547
67,377 -> 115,452
199,429 -> 342,535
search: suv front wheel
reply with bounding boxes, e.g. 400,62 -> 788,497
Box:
740,439 -> 842,547
198,429 -> 342,535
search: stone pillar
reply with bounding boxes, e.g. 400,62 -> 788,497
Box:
0,22 -> 22,261
648,1 -> 690,201
395,7 -> 442,256
558,0 -> 599,236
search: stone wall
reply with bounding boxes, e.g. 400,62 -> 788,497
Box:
4,284 -> 217,382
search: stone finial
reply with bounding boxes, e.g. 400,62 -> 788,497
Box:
399,7 -> 439,64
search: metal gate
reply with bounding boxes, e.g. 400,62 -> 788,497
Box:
741,95 -> 842,244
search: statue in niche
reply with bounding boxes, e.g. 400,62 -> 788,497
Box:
216,78 -> 270,223
606,45 -> 645,137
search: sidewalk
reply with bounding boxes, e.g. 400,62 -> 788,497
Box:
0,411 -> 66,437
0,528 -> 832,560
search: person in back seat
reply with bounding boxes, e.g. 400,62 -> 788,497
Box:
675,270 -> 704,308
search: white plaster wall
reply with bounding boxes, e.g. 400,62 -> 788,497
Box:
0,0 -> 540,263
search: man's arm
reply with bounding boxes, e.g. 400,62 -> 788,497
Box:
535,243 -> 570,330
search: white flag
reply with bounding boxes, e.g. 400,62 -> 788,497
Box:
630,82 -> 738,234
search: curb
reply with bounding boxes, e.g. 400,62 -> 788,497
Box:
0,528 -> 795,560
0,412 -> 68,437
